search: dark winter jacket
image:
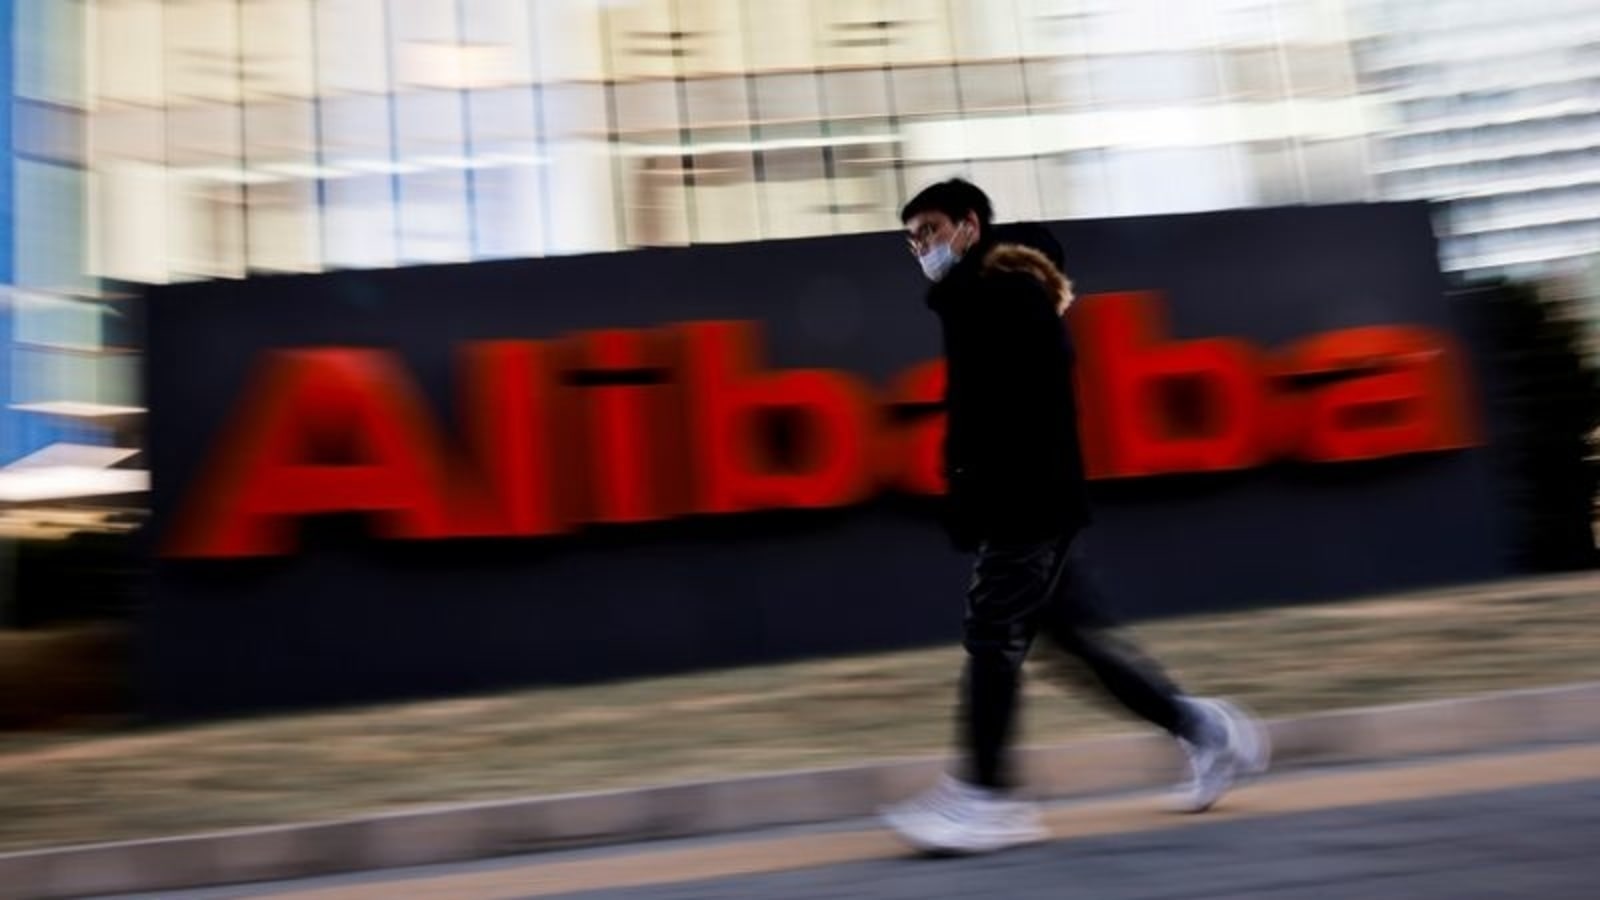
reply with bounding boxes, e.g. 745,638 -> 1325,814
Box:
927,232 -> 1091,550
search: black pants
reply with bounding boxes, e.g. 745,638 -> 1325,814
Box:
960,530 -> 1191,789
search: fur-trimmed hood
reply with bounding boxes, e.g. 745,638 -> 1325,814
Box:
981,242 -> 1075,315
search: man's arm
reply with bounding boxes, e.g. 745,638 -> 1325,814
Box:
967,272 -> 1072,468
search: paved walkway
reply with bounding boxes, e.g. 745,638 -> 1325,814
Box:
111,740 -> 1600,900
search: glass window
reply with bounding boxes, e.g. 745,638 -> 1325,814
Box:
319,94 -> 398,269
1213,0 -> 1285,47
887,0 -> 958,66
318,94 -> 393,168
315,0 -> 391,95
243,178 -> 322,273
683,78 -> 761,243
1102,147 -> 1249,216
1035,151 -> 1107,220
627,156 -> 693,247
529,0 -> 607,82
15,0 -> 86,105
1014,0 -> 1087,59
948,0 -> 1021,61
93,0 -> 163,108
10,343 -> 137,408
467,87 -> 540,150
957,62 -> 1030,114
613,80 -> 691,246
398,168 -> 472,263
1018,59 -> 1074,111
94,160 -> 176,283
164,104 -> 242,167
739,0 -> 817,73
542,81 -> 612,140
683,77 -> 755,129
1288,46 -> 1357,98
170,177 -> 256,285
1224,47 -> 1288,101
827,167 -> 895,234
242,101 -> 321,273
1300,138 -> 1371,202
244,100 -> 319,166
604,0 -> 680,82
163,0 -> 241,104
969,158 -> 1044,222
395,87 -> 467,157
13,294 -> 103,349
99,353 -> 141,408
541,83 -> 621,254
90,109 -> 164,164
1246,139 -> 1304,206
392,2 -> 513,92
468,87 -> 546,258
1093,53 -> 1218,106
13,101 -> 85,166
677,0 -> 747,77
688,151 -> 763,243
754,73 -> 824,123
891,66 -> 961,120
821,69 -> 891,121
460,0 -> 537,84
393,91 -> 470,263
761,147 -> 839,239
12,345 -> 97,406
168,171 -> 246,279
240,0 -> 316,100
815,0 -> 891,70
614,80 -> 683,136
321,172 -> 399,270
386,1 -> 458,50
472,162 -> 546,259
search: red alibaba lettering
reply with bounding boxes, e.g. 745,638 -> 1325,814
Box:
578,329 -> 675,524
1073,292 -> 1268,478
458,340 -> 563,537
1281,327 -> 1478,461
165,349 -> 459,558
1070,293 -> 1478,479
681,321 -> 876,513
162,302 -> 1483,559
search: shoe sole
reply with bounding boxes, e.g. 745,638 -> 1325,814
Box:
1175,698 -> 1272,814
881,807 -> 1048,856
1212,698 -> 1272,776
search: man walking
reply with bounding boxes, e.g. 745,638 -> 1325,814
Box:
884,179 -> 1269,855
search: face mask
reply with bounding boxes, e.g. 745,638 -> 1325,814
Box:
918,223 -> 967,282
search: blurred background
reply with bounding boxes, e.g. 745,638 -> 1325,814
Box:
0,6 -> 1598,877
0,0 -> 1597,716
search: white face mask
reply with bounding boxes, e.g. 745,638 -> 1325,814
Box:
917,223 -> 968,282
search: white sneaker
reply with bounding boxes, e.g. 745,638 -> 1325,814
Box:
882,775 -> 1048,855
1175,697 -> 1271,813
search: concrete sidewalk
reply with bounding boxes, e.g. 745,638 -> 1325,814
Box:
3,680 -> 1599,900
120,741 -> 1600,900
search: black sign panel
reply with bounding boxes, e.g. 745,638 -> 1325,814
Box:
144,203 -> 1509,717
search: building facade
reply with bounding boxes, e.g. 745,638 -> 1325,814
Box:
4,0 -> 1597,496
1349,0 -> 1600,280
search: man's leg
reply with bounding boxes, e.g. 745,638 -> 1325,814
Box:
1040,531 -> 1270,811
881,537 -> 1057,853
960,537 -> 1057,789
1036,533 -> 1192,737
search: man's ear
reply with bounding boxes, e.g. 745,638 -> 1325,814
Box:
961,212 -> 982,249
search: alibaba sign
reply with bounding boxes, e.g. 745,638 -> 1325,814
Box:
164,292 -> 1478,558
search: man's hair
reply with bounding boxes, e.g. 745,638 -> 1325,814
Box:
900,178 -> 994,235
